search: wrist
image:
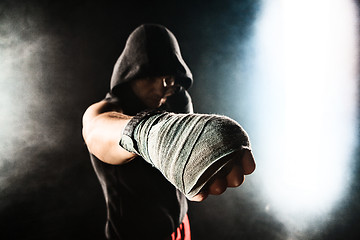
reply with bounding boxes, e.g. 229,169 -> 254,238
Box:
119,109 -> 165,155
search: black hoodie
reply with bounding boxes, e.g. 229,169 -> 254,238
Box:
110,23 -> 192,93
90,24 -> 192,240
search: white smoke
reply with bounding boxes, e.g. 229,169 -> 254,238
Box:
0,3 -> 67,196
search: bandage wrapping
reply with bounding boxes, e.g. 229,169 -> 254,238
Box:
120,111 -> 251,198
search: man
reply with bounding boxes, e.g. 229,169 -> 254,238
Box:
82,24 -> 255,240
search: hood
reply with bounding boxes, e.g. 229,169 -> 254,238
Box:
110,24 -> 193,96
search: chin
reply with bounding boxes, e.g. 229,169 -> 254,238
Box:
146,98 -> 165,109
153,102 -> 163,109
145,101 -> 161,109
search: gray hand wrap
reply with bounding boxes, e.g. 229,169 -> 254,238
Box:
120,111 -> 251,198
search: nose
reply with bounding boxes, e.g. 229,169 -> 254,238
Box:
162,76 -> 175,88
162,78 -> 168,88
161,77 -> 176,97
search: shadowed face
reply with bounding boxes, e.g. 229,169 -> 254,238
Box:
130,76 -> 180,109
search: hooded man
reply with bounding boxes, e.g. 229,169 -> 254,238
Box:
82,24 -> 255,240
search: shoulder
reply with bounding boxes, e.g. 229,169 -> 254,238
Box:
83,97 -> 123,126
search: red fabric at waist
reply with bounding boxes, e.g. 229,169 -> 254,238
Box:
165,214 -> 191,240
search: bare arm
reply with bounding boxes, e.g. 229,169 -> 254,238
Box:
82,100 -> 137,165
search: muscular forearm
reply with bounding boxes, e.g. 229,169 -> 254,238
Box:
82,101 -> 137,165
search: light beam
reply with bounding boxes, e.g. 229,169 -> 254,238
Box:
248,0 -> 358,234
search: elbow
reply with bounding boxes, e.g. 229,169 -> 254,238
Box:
81,103 -> 137,165
82,125 -> 88,145
82,123 -> 136,165
82,104 -> 98,147
82,109 -> 97,154
82,123 -> 92,147
82,125 -> 96,155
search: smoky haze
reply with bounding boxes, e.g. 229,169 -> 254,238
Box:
0,3 -> 106,238
0,3 -> 65,198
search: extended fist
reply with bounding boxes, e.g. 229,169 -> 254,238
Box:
189,149 -> 255,202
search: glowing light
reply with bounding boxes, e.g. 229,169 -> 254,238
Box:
249,0 -> 358,230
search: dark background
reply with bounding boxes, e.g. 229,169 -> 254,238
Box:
0,0 -> 359,239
